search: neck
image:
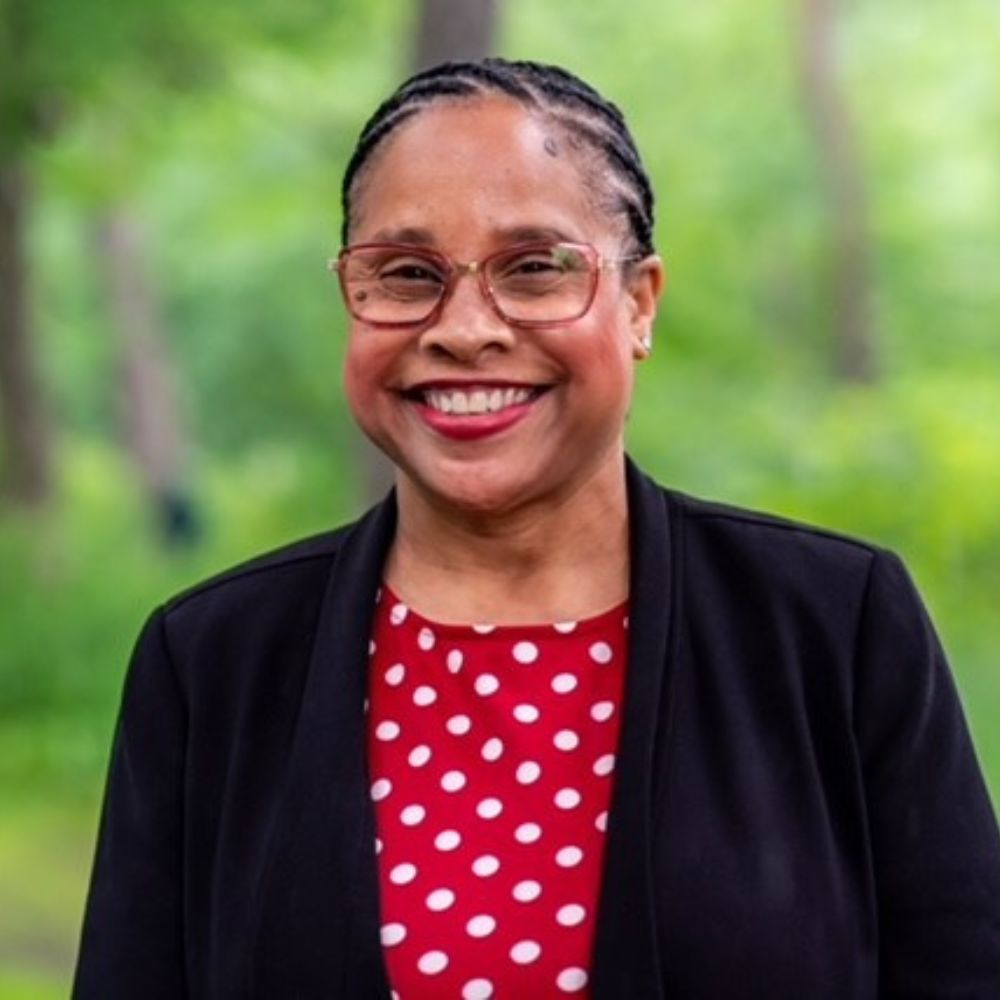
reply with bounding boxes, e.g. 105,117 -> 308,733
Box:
385,451 -> 630,625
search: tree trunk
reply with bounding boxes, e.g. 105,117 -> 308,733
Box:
0,158 -> 53,506
800,0 -> 876,383
412,0 -> 499,71
99,208 -> 198,544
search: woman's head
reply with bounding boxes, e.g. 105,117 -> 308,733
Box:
338,59 -> 664,516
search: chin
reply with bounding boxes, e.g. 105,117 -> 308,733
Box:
404,455 -> 545,517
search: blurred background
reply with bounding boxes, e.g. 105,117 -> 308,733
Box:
1,0 -> 998,994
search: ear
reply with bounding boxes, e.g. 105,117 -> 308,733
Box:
623,255 -> 666,360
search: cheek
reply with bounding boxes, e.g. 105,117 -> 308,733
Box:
584,309 -> 636,392
343,331 -> 386,424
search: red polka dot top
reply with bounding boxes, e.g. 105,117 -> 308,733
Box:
365,585 -> 628,1000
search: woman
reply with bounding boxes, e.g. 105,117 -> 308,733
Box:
74,59 -> 1000,998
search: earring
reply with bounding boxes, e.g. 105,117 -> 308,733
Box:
639,335 -> 652,353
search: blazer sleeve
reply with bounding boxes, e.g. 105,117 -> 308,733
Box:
72,607 -> 188,999
854,550 -> 1000,994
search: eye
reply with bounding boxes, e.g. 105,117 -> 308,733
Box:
375,255 -> 447,299
379,259 -> 445,284
508,255 -> 562,275
497,252 -> 564,279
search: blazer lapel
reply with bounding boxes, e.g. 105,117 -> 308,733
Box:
590,459 -> 676,999
251,494 -> 396,999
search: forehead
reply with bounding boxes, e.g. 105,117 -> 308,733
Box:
349,97 -> 609,249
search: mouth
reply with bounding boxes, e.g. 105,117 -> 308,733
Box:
400,381 -> 552,441
402,382 -> 551,416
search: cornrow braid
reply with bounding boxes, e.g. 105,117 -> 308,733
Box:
340,57 -> 655,256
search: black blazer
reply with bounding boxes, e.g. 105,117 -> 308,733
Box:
74,460 -> 1000,998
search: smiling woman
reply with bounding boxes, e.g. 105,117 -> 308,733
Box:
73,59 -> 1000,999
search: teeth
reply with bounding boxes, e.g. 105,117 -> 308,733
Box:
423,387 -> 534,415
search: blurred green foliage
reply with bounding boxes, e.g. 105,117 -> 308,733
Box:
1,0 -> 998,992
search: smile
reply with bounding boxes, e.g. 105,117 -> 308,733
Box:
403,382 -> 551,441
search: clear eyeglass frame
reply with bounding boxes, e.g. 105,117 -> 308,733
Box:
327,240 -> 644,329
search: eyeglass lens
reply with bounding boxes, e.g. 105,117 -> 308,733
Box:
339,243 -> 596,325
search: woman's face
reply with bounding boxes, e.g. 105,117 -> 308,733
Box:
342,97 -> 663,516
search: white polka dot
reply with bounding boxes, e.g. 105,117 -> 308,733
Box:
474,673 -> 500,696
417,950 -> 448,975
594,753 -> 616,776
554,729 -> 580,751
466,914 -> 497,938
512,879 -> 542,902
481,737 -> 504,761
595,810 -> 608,832
375,720 -> 400,741
551,673 -> 578,694
418,626 -> 436,650
557,967 -> 588,992
463,978 -> 494,1000
413,684 -> 437,706
389,602 -> 408,625
374,837 -> 383,855
368,639 -> 376,655
370,778 -> 392,801
623,615 -> 629,629
446,649 -> 464,673
434,829 -> 461,851
555,788 -> 581,810
472,854 -> 500,877
513,703 -> 540,724
512,641 -> 539,664
590,700 -> 615,722
408,744 -> 432,767
472,623 -> 495,634
555,845 -> 583,867
441,770 -> 467,792
390,992 -> 399,1000
384,663 -> 405,686
476,797 -> 503,819
510,940 -> 542,964
553,621 -> 577,633
516,760 -> 542,785
381,922 -> 407,946
363,697 -> 370,714
515,822 -> 542,844
426,888 -> 456,912
556,903 -> 587,927
446,714 -> 472,735
400,804 -> 426,826
589,641 -> 613,664
389,862 -> 417,885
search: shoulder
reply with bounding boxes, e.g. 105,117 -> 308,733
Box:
664,486 -> 885,584
166,527 -> 346,613
644,482 -> 909,638
155,523 -> 358,663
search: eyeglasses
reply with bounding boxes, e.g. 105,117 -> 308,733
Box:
328,240 -> 642,328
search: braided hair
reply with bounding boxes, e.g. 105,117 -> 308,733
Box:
340,58 -> 655,256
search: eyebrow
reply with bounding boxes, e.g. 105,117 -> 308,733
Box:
368,226 -> 436,245
365,224 -> 579,247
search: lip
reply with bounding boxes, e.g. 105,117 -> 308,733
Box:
402,378 -> 542,393
404,383 -> 548,441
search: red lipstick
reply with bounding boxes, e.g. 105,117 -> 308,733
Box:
413,399 -> 536,440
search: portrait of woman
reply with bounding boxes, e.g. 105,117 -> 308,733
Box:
73,58 -> 1000,998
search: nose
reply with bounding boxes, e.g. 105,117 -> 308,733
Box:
417,271 -> 515,361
